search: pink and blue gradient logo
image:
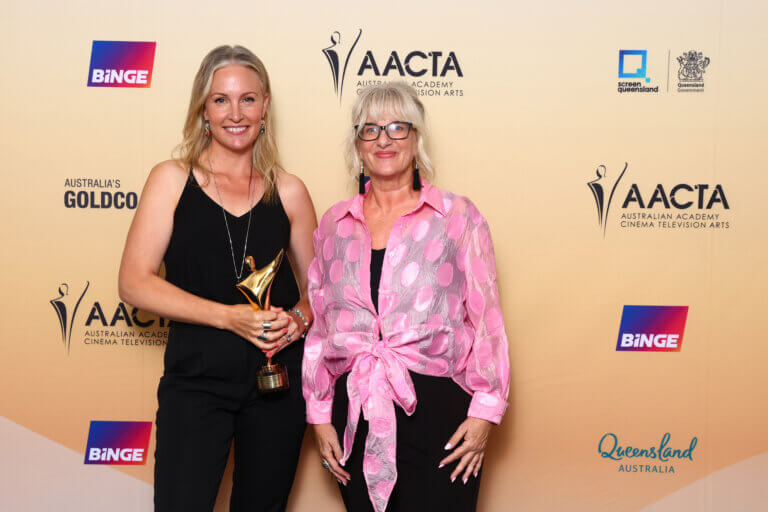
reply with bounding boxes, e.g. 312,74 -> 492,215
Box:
616,305 -> 688,352
87,41 -> 156,88
84,421 -> 152,465
619,50 -> 650,83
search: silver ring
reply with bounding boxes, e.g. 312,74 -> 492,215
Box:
262,321 -> 272,331
257,334 -> 268,342
286,332 -> 292,342
321,459 -> 330,470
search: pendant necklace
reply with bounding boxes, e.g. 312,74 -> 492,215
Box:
208,154 -> 256,281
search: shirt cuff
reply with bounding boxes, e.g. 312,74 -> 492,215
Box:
467,392 -> 508,425
306,398 -> 334,424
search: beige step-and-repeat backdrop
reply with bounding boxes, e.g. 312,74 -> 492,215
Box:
2,1 -> 767,510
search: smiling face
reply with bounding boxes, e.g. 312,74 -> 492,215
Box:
357,115 -> 417,183
204,64 -> 269,153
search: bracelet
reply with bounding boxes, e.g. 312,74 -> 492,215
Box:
289,308 -> 310,336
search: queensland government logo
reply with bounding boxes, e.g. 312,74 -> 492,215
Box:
677,50 -> 710,92
88,41 -> 156,88
85,421 -> 152,465
616,305 -> 688,352
599,433 -> 698,474
50,281 -> 168,353
323,29 -> 464,101
586,162 -> 731,234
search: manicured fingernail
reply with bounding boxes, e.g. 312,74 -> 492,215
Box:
451,476 -> 456,483
463,477 -> 468,485
438,463 -> 444,469
474,470 -> 478,477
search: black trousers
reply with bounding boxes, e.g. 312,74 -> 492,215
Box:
154,340 -> 306,512
332,372 -> 481,512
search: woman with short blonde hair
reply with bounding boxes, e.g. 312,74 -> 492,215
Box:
304,81 -> 510,512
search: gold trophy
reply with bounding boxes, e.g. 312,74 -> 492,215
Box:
237,249 -> 290,393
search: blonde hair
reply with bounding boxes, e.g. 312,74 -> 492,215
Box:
344,81 -> 435,182
175,45 -> 283,202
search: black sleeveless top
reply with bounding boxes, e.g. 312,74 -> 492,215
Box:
162,171 -> 301,379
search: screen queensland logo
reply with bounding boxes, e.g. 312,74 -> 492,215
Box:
50,280 -> 168,353
618,50 -> 658,93
87,41 -> 156,88
322,28 -> 464,101
598,432 -> 699,474
616,305 -> 688,352
85,421 -> 152,465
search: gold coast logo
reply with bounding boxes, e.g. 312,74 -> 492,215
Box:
587,162 -> 731,234
323,28 -> 465,102
63,178 -> 138,210
50,281 -> 168,354
598,433 -> 699,474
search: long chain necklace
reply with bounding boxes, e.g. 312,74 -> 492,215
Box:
208,154 -> 256,281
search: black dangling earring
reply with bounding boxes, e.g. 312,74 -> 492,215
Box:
359,161 -> 366,194
259,119 -> 265,134
413,161 -> 422,191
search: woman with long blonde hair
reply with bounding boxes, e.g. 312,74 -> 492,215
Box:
119,45 -> 316,511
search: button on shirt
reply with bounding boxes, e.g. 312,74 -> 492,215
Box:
302,181 -> 510,512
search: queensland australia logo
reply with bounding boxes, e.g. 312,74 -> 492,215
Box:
64,177 -> 137,210
586,162 -> 731,234
87,41 -> 156,88
323,29 -> 464,100
85,421 -> 152,465
598,433 -> 698,474
50,281 -> 168,353
618,50 -> 659,93
616,305 -> 688,352
677,50 -> 710,92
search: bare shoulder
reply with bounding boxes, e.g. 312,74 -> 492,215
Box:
276,170 -> 316,225
142,160 -> 188,198
276,170 -> 311,205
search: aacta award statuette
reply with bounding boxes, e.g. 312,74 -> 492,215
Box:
236,249 -> 289,393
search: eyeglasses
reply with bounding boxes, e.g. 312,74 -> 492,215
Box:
354,121 -> 413,141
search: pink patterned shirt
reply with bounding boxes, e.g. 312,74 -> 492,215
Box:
302,181 -> 510,512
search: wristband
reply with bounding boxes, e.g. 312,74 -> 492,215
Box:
289,308 -> 310,335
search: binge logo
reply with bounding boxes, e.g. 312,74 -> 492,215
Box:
84,421 -> 152,465
619,50 -> 649,83
87,41 -> 156,88
616,305 -> 688,352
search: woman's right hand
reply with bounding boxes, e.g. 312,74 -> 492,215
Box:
313,423 -> 350,485
225,304 -> 290,351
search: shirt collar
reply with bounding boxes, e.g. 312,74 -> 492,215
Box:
333,179 -> 446,222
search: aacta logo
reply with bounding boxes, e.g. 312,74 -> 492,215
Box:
622,184 -> 729,209
616,305 -> 689,352
50,282 -> 90,354
87,41 -> 156,88
323,29 -> 362,102
357,50 -> 463,78
84,421 -> 152,465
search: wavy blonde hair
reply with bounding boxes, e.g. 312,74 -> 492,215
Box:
344,81 -> 435,183
175,45 -> 283,202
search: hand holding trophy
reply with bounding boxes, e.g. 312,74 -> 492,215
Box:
237,249 -> 289,393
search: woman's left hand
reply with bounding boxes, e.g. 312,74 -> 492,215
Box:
438,417 -> 493,484
265,307 -> 303,358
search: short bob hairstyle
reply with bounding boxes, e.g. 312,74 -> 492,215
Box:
345,81 -> 435,183
176,45 -> 283,202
